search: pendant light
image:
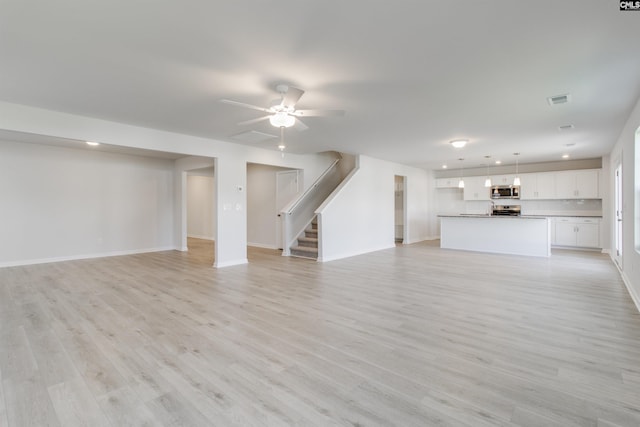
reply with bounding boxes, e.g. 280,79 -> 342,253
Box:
484,155 -> 492,187
513,153 -> 521,186
458,158 -> 465,188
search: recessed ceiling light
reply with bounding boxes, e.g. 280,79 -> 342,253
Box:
558,124 -> 574,131
450,139 -> 467,148
442,165 -> 448,169
562,154 -> 570,159
495,160 -> 502,164
565,143 -> 576,147
86,141 -> 99,146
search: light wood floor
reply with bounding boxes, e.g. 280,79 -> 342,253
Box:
1,239 -> 639,426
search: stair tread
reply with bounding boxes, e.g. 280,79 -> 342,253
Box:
298,236 -> 318,242
290,245 -> 318,253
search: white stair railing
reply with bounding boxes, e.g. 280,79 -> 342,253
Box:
280,158 -> 342,256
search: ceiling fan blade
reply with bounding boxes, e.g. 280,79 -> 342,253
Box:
237,115 -> 271,126
294,118 -> 309,131
292,109 -> 346,117
219,99 -> 271,113
281,86 -> 304,108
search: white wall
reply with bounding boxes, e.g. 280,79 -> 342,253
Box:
0,101 -> 337,268
187,174 -> 215,240
607,93 -> 640,312
317,155 -> 432,262
0,140 -> 174,266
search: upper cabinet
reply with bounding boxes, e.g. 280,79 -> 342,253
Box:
491,174 -> 516,186
555,169 -> 599,199
436,168 -> 601,200
520,172 -> 556,200
463,176 -> 491,201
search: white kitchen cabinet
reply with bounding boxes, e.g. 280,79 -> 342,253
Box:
553,217 -> 600,248
436,178 -> 460,188
520,172 -> 556,200
491,174 -> 516,186
555,169 -> 599,199
463,176 -> 491,201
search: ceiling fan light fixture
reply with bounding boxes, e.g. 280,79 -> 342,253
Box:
269,112 -> 295,128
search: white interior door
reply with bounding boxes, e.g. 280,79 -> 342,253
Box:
276,170 -> 301,249
614,162 -> 623,268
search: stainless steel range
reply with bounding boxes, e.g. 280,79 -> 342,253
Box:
492,205 -> 521,216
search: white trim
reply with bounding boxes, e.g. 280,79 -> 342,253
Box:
318,243 -> 395,263
187,234 -> 215,241
247,242 -> 278,250
213,258 -> 248,268
620,270 -> 640,314
0,246 -> 176,268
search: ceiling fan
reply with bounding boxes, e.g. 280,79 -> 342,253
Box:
219,84 -> 345,131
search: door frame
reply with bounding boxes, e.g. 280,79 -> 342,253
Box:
394,175 -> 408,244
614,156 -> 623,268
276,169 -> 301,249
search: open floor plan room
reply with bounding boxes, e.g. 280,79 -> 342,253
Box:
1,240 -> 638,426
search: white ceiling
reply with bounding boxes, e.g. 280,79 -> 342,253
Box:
1,1 -> 639,170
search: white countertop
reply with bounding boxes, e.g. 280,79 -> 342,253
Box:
437,214 -> 601,219
437,214 -> 548,219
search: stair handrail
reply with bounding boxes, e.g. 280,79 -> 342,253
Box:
284,156 -> 341,215
280,155 -> 343,256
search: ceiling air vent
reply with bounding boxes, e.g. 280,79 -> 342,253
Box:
547,94 -> 571,106
558,124 -> 574,131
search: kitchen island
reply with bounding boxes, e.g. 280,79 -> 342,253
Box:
439,214 -> 551,257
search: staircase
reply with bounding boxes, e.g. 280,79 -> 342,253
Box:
290,217 -> 318,259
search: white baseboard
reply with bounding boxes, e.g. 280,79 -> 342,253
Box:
0,246 -> 176,269
214,258 -> 248,268
607,251 -> 640,314
247,242 -> 278,250
614,264 -> 640,314
318,244 -> 396,263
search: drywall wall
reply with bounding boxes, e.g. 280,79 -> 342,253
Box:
317,155 -> 431,262
187,174 -> 215,240
0,139 -> 174,266
0,101 -> 338,267
607,93 -> 640,312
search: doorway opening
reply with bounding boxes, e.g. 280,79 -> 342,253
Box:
246,163 -> 301,251
184,163 -> 216,266
395,175 -> 407,244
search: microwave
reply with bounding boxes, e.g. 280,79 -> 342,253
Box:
491,185 -> 520,199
